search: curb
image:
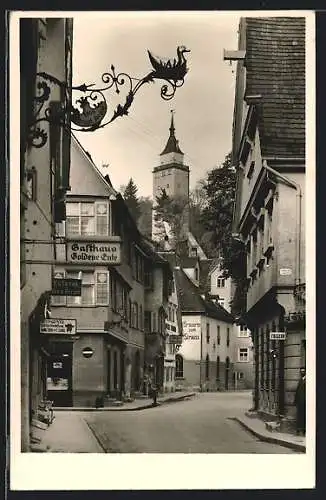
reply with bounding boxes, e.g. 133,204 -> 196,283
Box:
54,393 -> 196,412
233,417 -> 306,453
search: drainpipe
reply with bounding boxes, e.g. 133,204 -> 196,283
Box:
263,160 -> 302,286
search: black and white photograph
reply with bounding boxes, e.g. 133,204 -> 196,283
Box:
9,9 -> 315,490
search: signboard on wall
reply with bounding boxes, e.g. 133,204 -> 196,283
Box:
52,278 -> 82,296
40,318 -> 77,334
66,241 -> 121,264
182,319 -> 201,340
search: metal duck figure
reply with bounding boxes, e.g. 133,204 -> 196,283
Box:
147,45 -> 190,81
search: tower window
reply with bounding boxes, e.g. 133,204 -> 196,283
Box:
166,184 -> 169,188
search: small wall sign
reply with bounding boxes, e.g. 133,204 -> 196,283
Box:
280,268 -> 292,276
270,331 -> 287,340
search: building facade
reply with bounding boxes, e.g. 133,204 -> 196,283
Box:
228,17 -> 306,420
20,18 -> 73,450
174,267 -> 235,391
47,135 -> 172,406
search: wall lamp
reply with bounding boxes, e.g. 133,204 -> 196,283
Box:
28,46 -> 190,148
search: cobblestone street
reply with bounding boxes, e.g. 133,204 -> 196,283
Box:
83,392 -> 297,453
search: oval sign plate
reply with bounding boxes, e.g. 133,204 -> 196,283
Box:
82,347 -> 94,358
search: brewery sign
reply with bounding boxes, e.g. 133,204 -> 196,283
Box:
66,241 -> 121,265
40,318 -> 77,335
52,277 -> 82,296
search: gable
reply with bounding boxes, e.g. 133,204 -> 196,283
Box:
69,134 -> 116,198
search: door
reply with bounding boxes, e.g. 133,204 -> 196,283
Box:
47,343 -> 72,407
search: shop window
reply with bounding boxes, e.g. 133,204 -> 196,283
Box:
175,354 -> 183,378
66,201 -> 111,236
238,347 -> 249,362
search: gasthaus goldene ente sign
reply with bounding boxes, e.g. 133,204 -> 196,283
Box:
66,241 -> 121,265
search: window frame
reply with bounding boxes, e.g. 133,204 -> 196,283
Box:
51,269 -> 110,307
65,200 -> 111,237
238,347 -> 250,362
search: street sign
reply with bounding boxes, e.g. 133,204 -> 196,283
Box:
169,335 -> 183,344
52,278 -> 82,296
270,331 -> 286,340
40,318 -> 77,334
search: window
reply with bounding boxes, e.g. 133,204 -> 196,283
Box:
51,270 -> 109,306
206,323 -> 210,343
139,304 -> 143,330
175,354 -> 183,378
205,354 -> 210,380
191,247 -> 197,257
217,277 -> 225,288
217,325 -> 220,345
238,347 -> 249,362
144,310 -> 151,333
66,201 -> 110,236
226,327 -> 230,347
238,325 -> 249,337
216,356 -> 220,380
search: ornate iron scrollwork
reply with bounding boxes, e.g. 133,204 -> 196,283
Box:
27,46 -> 190,148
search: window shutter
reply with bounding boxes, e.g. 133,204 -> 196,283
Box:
51,269 -> 66,306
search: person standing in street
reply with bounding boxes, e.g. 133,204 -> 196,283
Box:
294,368 -> 306,436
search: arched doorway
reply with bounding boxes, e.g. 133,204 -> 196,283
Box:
225,356 -> 230,390
175,354 -> 183,378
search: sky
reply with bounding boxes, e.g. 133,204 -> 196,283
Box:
72,12 -> 240,198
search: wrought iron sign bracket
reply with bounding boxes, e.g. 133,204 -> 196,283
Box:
28,45 -> 190,148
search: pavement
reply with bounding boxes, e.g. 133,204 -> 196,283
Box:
30,391 -> 305,453
233,413 -> 306,453
54,390 -> 196,411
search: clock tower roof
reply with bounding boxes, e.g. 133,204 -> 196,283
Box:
160,111 -> 184,156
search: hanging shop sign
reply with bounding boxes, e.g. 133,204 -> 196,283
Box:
269,331 -> 287,341
66,242 -> 121,265
52,277 -> 82,296
40,318 -> 77,335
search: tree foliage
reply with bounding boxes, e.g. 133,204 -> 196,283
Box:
154,188 -> 189,254
123,178 -> 141,222
199,152 -> 247,315
138,196 -> 153,238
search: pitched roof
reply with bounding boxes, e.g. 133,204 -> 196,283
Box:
160,113 -> 184,156
174,268 -> 234,323
179,256 -> 199,268
245,17 -> 305,158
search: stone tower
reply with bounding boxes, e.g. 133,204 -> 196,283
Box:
152,111 -> 190,243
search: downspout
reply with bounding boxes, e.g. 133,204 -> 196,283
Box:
263,160 -> 302,286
